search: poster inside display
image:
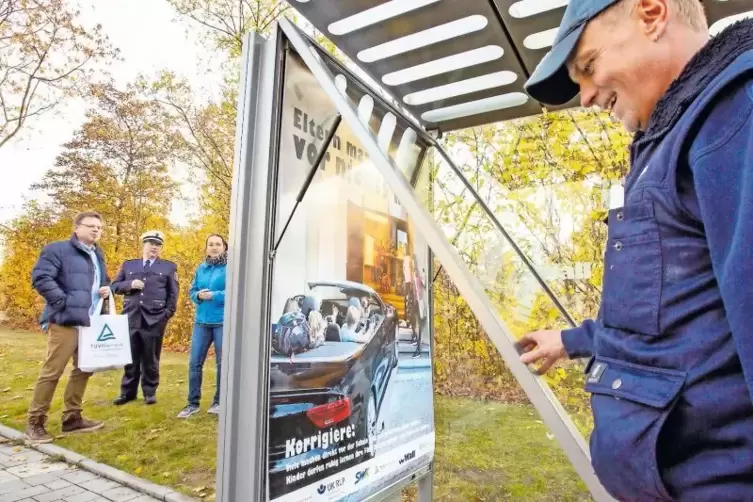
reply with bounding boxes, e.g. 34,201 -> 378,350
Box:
266,50 -> 435,502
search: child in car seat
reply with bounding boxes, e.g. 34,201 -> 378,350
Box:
307,310 -> 326,349
340,305 -> 369,343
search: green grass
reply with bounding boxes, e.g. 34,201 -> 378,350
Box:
0,328 -> 590,501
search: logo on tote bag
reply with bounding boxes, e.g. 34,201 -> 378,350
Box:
97,324 -> 116,342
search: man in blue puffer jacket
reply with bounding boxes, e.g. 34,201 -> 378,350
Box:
26,211 -> 111,443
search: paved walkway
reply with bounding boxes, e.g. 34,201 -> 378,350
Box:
0,437 -> 158,502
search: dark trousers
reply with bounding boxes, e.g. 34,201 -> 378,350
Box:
121,322 -> 166,398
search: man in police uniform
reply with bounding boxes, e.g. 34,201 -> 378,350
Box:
111,231 -> 178,405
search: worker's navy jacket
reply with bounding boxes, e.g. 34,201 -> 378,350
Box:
562,21 -> 753,500
111,258 -> 178,330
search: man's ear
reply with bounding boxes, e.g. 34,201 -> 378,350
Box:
637,0 -> 669,40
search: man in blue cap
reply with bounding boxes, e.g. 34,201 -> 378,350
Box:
518,0 -> 753,499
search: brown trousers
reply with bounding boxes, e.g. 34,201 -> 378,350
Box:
28,323 -> 92,423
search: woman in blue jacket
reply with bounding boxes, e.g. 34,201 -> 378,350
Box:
177,234 -> 227,418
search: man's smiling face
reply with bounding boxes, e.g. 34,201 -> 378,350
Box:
566,0 -> 673,133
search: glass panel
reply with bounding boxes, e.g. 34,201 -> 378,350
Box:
266,48 -> 434,502
271,43 -> 596,502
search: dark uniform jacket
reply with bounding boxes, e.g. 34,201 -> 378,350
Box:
560,21 -> 753,500
32,235 -> 110,327
111,258 -> 178,329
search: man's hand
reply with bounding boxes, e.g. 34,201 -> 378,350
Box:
131,280 -> 145,290
98,286 -> 110,298
198,289 -> 213,301
518,329 -> 567,375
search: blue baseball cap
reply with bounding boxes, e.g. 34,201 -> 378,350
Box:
524,0 -> 622,106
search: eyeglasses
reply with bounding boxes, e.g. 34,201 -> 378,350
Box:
78,223 -> 103,231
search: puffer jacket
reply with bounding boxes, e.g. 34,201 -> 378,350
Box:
32,235 -> 110,327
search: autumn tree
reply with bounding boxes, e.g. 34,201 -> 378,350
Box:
0,0 -> 117,149
166,0 -> 291,57
0,79 -> 186,331
148,71 -> 236,230
428,108 -> 632,434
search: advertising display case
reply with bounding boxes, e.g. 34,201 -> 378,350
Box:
216,21 -> 609,501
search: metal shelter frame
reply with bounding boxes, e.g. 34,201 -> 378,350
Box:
289,0 -> 753,132
215,2 -> 753,501
216,20 -> 614,502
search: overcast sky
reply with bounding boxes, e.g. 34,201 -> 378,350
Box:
0,0 -> 227,225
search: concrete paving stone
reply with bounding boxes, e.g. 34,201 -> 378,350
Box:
43,480 -> 72,491
0,470 -> 20,483
77,479 -> 120,495
0,453 -> 29,467
14,498 -> 40,502
31,485 -> 87,502
7,462 -> 69,479
99,486 -> 141,501
9,451 -> 48,464
0,480 -> 31,495
128,496 -> 161,502
0,445 -> 21,455
59,471 -> 99,485
3,484 -> 49,501
23,473 -> 62,487
62,492 -> 100,502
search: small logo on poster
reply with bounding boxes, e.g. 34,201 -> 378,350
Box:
398,450 -> 416,465
97,324 -> 116,342
354,468 -> 369,485
317,484 -> 326,495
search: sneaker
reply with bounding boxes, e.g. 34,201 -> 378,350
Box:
61,413 -> 104,434
177,405 -> 200,418
25,420 -> 53,444
207,403 -> 220,415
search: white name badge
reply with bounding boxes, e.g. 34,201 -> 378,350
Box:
609,184 -> 625,210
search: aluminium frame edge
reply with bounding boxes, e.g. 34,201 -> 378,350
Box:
217,28 -> 285,502
278,18 -> 615,502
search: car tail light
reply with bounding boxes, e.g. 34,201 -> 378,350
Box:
306,398 -> 351,428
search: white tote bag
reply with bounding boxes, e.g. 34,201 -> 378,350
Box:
77,293 -> 131,373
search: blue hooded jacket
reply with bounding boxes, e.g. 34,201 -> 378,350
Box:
189,258 -> 227,325
560,21 -> 753,500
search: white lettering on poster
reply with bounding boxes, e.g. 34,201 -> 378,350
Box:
285,424 -> 356,459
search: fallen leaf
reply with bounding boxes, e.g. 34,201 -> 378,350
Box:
117,455 -> 128,462
0,387 -> 10,393
193,486 -> 207,493
162,472 -> 171,478
135,467 -> 143,475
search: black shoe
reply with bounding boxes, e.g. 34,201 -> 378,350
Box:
113,395 -> 135,406
144,396 -> 157,405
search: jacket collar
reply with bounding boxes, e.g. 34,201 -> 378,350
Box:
634,19 -> 753,146
69,234 -> 101,256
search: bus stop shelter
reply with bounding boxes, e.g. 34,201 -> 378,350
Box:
215,2 -> 753,501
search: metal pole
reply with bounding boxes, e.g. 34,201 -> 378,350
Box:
216,29 -> 280,502
417,470 -> 433,502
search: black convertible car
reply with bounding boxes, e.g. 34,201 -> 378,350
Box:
267,280 -> 400,498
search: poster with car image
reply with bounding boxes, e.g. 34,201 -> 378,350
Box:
265,50 -> 434,502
